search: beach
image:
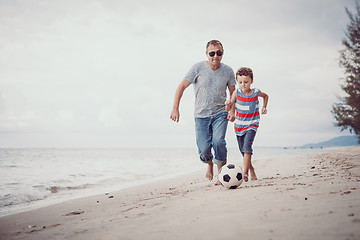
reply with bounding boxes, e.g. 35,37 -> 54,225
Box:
0,146 -> 359,240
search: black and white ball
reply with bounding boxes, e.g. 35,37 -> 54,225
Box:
219,164 -> 243,189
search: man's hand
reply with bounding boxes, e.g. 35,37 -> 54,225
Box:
170,109 -> 180,122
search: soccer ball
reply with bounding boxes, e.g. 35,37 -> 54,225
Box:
218,164 -> 243,189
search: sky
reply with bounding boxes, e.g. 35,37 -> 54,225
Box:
0,0 -> 357,148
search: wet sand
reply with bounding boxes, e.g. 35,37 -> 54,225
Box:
0,146 -> 359,240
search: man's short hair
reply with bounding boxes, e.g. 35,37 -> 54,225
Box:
206,40 -> 223,50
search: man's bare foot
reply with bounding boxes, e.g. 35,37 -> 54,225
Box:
206,162 -> 214,180
243,173 -> 249,182
215,164 -> 223,185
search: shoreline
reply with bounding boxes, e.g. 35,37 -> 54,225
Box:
0,146 -> 359,240
0,146 -> 333,218
0,165 -> 204,218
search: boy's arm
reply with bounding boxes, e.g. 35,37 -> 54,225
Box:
225,88 -> 237,110
170,79 -> 191,122
259,90 -> 269,114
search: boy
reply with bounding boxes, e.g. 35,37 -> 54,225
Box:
225,67 -> 269,182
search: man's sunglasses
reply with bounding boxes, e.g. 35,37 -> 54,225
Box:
208,50 -> 223,57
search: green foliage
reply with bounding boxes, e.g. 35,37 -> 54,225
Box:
332,1 -> 360,142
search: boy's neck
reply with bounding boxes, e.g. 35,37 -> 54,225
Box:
242,88 -> 253,96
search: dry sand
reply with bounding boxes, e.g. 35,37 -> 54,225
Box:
0,146 -> 359,240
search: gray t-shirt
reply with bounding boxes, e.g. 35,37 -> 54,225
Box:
184,61 -> 236,118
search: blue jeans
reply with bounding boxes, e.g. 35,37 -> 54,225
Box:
236,130 -> 256,156
195,112 -> 228,166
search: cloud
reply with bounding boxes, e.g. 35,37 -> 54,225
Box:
0,0 -> 356,147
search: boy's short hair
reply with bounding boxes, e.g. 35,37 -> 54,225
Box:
236,67 -> 254,80
206,40 -> 223,50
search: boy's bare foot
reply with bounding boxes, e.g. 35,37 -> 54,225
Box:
243,173 -> 249,182
250,167 -> 257,180
215,180 -> 221,185
206,162 -> 214,180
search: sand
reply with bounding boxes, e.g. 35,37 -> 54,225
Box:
0,146 -> 359,240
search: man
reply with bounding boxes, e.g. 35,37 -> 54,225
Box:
170,40 -> 236,185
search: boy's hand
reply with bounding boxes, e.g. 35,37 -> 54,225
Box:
227,111 -> 235,122
261,107 -> 267,114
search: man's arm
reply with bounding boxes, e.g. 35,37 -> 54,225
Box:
228,85 -> 235,96
170,79 -> 191,122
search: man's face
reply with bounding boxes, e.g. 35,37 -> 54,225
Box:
206,44 -> 223,66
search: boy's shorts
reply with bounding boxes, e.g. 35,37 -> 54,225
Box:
236,130 -> 256,156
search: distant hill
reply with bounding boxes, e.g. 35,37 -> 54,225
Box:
301,135 -> 359,148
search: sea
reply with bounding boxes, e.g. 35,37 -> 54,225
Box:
0,147 -> 336,217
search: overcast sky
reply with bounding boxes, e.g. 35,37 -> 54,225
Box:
0,0 -> 356,148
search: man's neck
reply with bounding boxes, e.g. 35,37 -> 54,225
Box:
207,61 -> 220,71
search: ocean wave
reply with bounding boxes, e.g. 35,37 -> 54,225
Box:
46,184 -> 94,193
0,190 -> 49,208
0,183 -> 97,209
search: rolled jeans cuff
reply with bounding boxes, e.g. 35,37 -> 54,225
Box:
213,159 -> 227,167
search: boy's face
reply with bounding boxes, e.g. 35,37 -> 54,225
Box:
237,75 -> 253,92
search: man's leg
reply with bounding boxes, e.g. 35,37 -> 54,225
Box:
211,112 -> 228,185
206,161 -> 214,181
195,117 -> 214,180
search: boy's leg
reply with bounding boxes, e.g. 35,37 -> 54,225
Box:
195,117 -> 214,180
250,162 -> 258,180
243,153 -> 251,182
236,135 -> 245,156
236,135 -> 248,180
242,130 -> 257,182
244,154 -> 257,181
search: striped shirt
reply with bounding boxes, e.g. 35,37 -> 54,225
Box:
234,88 -> 260,136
